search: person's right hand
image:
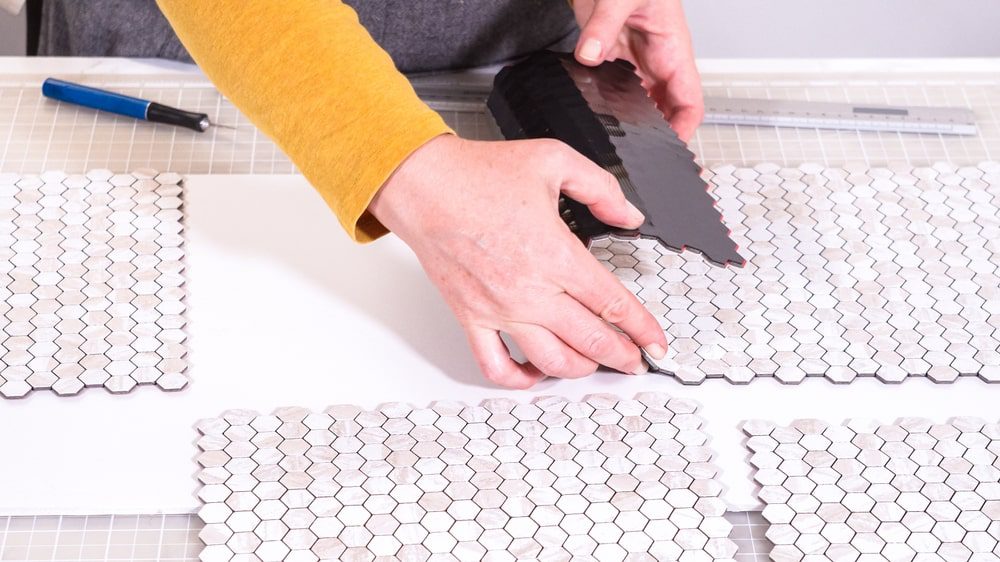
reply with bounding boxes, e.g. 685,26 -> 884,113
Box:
368,134 -> 668,388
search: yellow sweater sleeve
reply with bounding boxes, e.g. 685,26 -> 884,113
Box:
156,0 -> 453,242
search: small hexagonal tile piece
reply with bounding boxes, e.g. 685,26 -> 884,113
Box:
599,164 -> 1000,384
0,171 -> 188,397
195,394 -> 735,560
747,417 -> 1000,560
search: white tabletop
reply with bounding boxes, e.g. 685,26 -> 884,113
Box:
2,173 -> 998,515
2,57 -> 1000,516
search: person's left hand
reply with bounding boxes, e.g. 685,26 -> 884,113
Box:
572,0 -> 703,141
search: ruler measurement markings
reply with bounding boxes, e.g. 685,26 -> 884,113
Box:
1,72 -> 997,172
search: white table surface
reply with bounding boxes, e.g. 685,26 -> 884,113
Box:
1,57 -> 999,516
3,173 -> 998,516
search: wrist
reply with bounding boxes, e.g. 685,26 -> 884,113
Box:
368,133 -> 459,237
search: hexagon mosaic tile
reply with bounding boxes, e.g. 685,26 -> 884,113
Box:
195,393 -> 736,562
0,170 -> 188,397
744,418 -> 1000,562
592,162 -> 1000,384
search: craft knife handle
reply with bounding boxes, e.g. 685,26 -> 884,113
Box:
42,78 -> 211,133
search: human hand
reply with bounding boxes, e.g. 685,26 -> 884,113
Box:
572,0 -> 703,141
369,135 -> 668,388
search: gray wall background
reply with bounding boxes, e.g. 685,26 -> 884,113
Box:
0,2 -> 997,58
684,0 -> 1000,58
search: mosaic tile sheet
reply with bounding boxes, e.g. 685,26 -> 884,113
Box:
195,393 -> 737,562
0,170 -> 187,397
744,418 -> 1000,562
593,162 -> 1000,384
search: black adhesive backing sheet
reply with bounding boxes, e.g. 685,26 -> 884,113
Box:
488,51 -> 744,267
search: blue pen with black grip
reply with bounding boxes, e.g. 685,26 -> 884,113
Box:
42,78 -> 233,132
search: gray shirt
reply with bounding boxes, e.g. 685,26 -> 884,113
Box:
38,0 -> 579,73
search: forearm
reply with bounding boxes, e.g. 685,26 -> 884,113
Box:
157,0 -> 452,241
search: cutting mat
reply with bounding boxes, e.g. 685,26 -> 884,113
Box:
3,59 -> 1000,174
0,512 -> 771,562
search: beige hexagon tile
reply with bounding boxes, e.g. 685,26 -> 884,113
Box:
745,418 -> 1000,561
194,393 -> 736,561
590,162 -> 1000,385
0,170 -> 188,397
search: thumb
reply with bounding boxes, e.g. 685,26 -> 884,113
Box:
575,0 -> 633,65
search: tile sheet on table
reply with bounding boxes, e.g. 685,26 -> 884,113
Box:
0,170 -> 188,397
591,162 -> 1000,384
744,418 -> 1000,562
195,393 -> 737,562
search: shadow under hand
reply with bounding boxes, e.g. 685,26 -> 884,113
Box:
189,176 -> 492,389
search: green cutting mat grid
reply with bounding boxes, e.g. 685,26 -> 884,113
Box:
1,72 -> 999,175
0,512 -> 770,561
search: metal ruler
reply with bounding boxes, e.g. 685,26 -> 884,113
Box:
703,96 -> 978,136
412,74 -> 979,136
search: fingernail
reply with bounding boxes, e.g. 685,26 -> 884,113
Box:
644,343 -> 667,360
632,359 -> 650,376
579,38 -> 602,62
626,200 -> 645,225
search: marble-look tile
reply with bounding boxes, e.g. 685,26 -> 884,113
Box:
594,163 -> 1000,384
746,418 -> 1000,561
0,170 -> 188,397
195,394 -> 736,561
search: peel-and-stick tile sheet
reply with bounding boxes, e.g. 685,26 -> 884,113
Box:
593,162 -> 1000,384
0,170 -> 187,397
195,393 -> 737,562
744,418 -> 1000,562
489,52 -> 744,268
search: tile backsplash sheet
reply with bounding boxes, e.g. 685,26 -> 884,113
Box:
595,162 -> 1000,385
0,170 -> 188,397
195,394 -> 737,561
745,417 -> 1000,561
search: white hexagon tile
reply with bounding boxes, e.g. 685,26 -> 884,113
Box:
0,170 -> 188,397
194,393 -> 737,562
744,418 -> 1000,562
592,162 -> 1000,384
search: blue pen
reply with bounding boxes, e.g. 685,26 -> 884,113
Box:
42,78 -> 234,133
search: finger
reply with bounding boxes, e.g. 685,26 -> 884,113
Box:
563,244 -> 668,359
646,78 -> 703,141
466,326 -> 544,389
662,66 -> 705,141
508,323 -> 599,379
626,15 -> 704,135
542,294 -> 647,375
559,151 -> 645,229
575,0 -> 636,65
668,105 -> 703,142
